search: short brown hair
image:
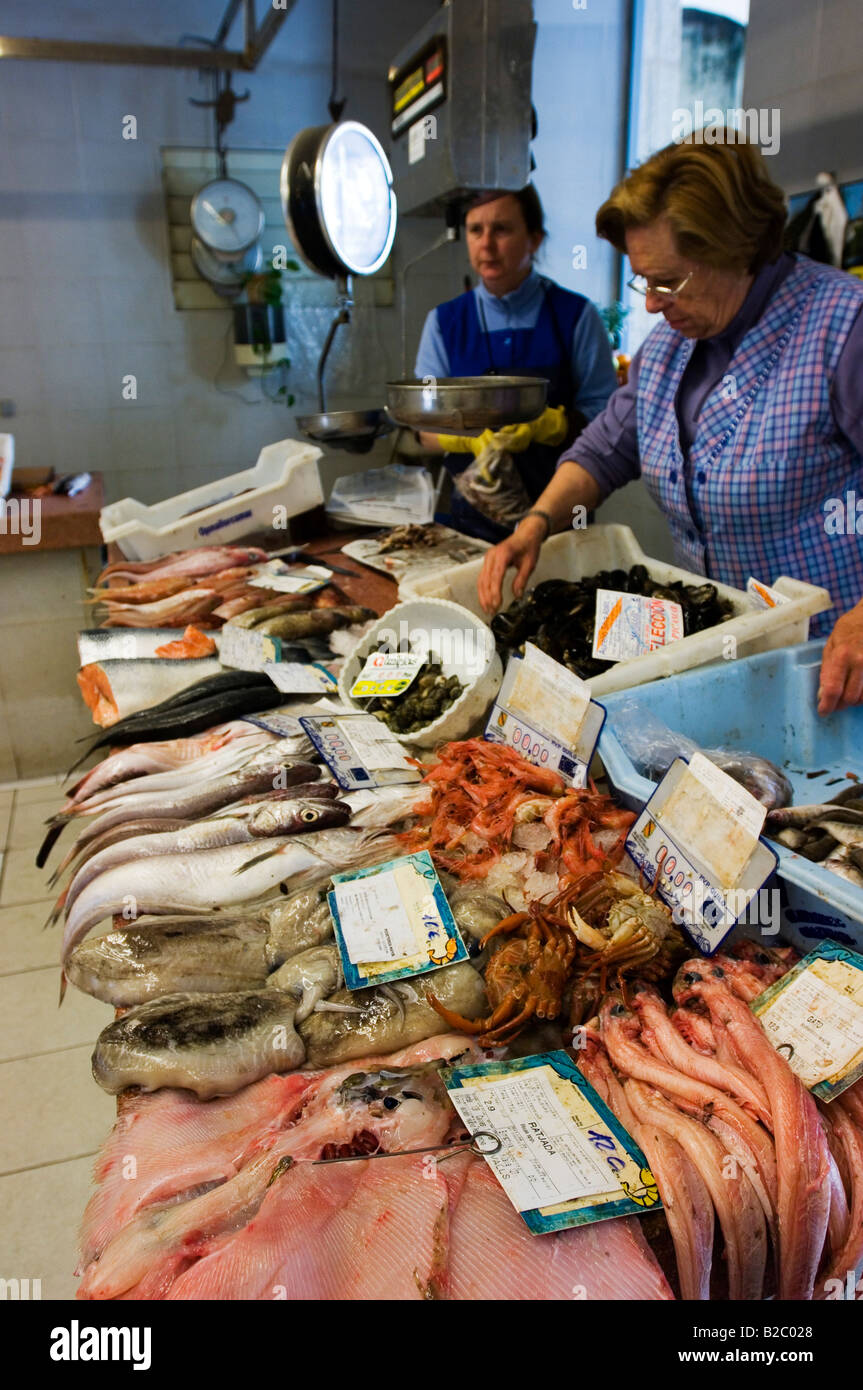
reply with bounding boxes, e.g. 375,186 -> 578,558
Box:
596,136 -> 787,273
464,185 -> 547,240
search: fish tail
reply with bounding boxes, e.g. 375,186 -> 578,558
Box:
58,972 -> 67,1007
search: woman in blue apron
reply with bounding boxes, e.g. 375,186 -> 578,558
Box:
414,186 -> 618,544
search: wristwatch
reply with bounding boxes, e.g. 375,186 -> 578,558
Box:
521,509 -> 553,539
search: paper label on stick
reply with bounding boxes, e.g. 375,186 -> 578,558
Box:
349,651 -> 424,699
443,1051 -> 661,1235
625,757 -> 777,954
751,944 -> 863,1099
299,714 -> 421,790
485,647 -> 606,788
747,577 -> 790,610
249,561 -> 330,594
660,752 -> 765,887
219,623 -> 280,671
592,590 -> 684,662
328,851 -> 467,989
263,662 -> 338,695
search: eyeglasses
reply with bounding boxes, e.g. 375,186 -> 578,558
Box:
627,270 -> 695,300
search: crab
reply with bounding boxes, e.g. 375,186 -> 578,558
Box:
554,869 -> 683,992
427,908 -> 577,1046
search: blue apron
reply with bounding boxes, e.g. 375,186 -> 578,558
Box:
435,282 -> 586,542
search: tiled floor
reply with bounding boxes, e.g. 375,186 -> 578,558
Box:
0,778 -> 116,1299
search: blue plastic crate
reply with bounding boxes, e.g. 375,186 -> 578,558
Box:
597,641 -> 863,952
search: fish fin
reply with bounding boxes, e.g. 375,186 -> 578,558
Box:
36,823 -> 64,870
58,972 -> 67,1007
233,846 -> 283,874
43,895 -> 65,931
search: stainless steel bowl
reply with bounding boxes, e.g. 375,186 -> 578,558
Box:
386,376 -> 548,435
295,408 -> 393,454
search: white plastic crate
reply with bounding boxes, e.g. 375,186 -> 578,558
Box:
99,439 -> 324,561
404,525 -> 831,697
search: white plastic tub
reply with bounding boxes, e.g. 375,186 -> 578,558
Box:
406,525 -> 831,697
99,439 -> 324,561
337,598 -> 503,749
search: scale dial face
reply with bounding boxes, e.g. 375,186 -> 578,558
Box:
190,177 -> 265,258
190,237 -> 262,295
317,122 -> 397,276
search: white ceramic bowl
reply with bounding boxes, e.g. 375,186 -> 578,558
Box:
337,598 -> 503,748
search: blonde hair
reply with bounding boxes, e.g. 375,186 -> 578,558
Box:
596,136 -> 787,273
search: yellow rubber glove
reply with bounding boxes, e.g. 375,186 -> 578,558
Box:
435,405 -> 567,456
433,427 -> 497,456
495,405 -> 569,453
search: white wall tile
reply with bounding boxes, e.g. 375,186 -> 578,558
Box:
0,348 -> 47,414
106,407 -> 178,475
39,343 -> 109,412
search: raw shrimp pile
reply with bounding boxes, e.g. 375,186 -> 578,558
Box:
400,739 -> 636,905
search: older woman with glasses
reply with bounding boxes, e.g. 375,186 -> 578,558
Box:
477,137 -> 863,714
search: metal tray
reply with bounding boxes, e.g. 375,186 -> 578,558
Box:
295,408 -> 393,454
386,376 -> 548,435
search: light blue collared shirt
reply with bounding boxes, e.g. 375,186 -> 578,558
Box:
414,269 -> 618,421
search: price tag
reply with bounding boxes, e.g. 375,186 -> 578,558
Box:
349,650 -> 425,699
592,590 -> 684,662
299,714 -> 422,790
249,561 -> 330,594
443,1051 -> 661,1235
328,851 -> 467,989
485,645 -> 606,787
747,577 -> 790,610
263,662 -> 338,695
625,756 -> 778,954
242,710 -> 305,738
751,943 -> 863,1100
219,623 -> 281,671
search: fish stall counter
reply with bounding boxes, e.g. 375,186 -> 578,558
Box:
0,472 -> 105,779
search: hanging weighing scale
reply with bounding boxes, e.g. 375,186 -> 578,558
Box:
281,120 -> 397,453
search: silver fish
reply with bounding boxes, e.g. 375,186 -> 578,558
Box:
63,733 -> 277,814
65,919 -> 271,1006
91,989 -> 305,1098
767,802 -> 863,829
61,827 -> 398,960
49,758 -> 321,852
55,795 -> 348,924
298,962 -> 487,1068
822,846 -> 863,887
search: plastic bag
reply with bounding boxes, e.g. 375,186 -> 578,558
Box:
609,698 -> 793,809
326,464 -> 434,527
453,442 -> 532,528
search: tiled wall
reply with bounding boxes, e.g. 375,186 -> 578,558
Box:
0,0 -> 450,507
0,1 -> 673,564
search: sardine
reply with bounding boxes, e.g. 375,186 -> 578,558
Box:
92,989 -> 305,1097
65,919 -> 271,1006
298,962 -> 487,1067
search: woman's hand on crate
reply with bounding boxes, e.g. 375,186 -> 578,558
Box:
818,600 -> 863,714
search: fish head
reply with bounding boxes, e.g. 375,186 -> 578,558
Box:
249,798 -> 351,837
